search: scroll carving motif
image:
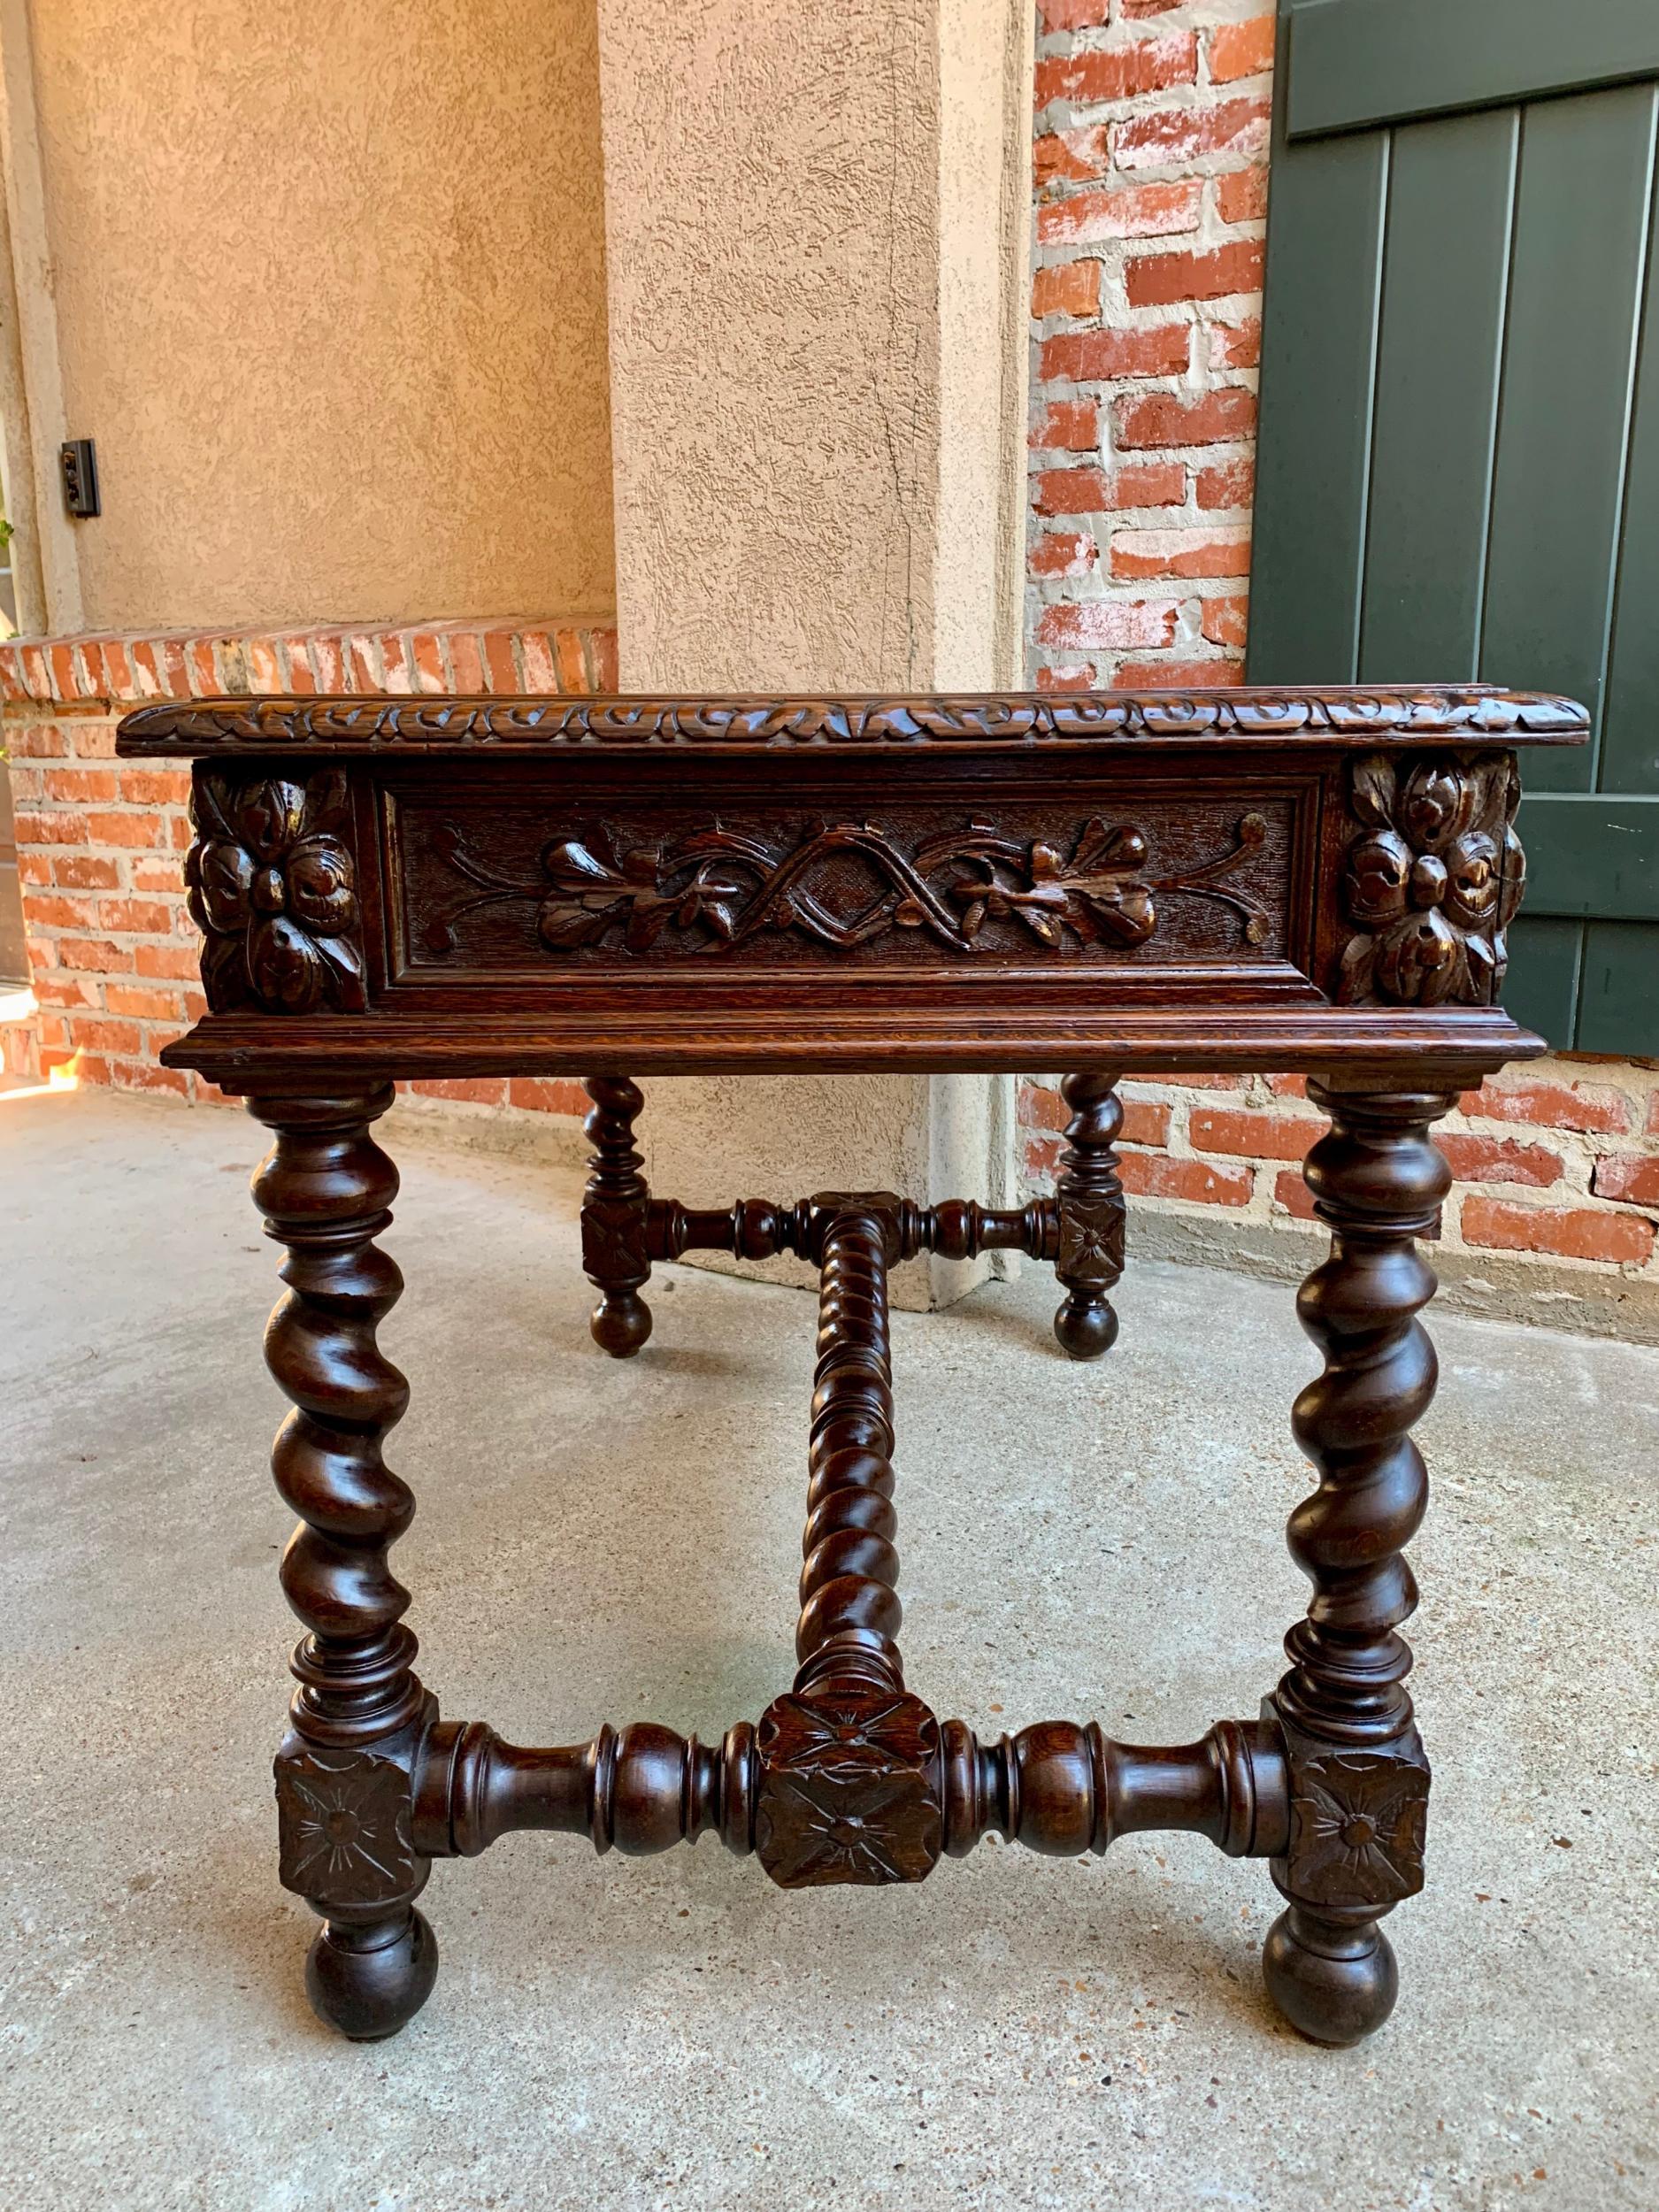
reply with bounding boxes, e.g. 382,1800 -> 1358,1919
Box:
187,770 -> 366,1014
424,811 -> 1272,959
1336,755 -> 1524,1007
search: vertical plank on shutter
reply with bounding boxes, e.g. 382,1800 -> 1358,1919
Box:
1358,108 -> 1517,682
1602,96 -> 1659,797
1576,920 -> 1659,1051
1502,916 -> 1584,1046
1480,85 -> 1657,795
1247,129 -> 1388,684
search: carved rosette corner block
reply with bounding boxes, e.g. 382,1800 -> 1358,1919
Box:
187,767 -> 367,1014
275,1748 -> 418,1909
754,1688 -> 943,1888
1054,1185 -> 1125,1290
1275,1724 -> 1431,1913
580,1195 -> 651,1286
1337,754 -> 1524,1007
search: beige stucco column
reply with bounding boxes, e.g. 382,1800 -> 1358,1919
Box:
595,0 -> 1033,1305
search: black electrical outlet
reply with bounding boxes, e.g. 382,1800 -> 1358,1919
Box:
60,438 -> 99,518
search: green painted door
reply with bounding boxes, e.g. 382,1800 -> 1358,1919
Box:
1248,0 -> 1659,1050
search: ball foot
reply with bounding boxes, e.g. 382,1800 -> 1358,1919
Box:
305,1909 -> 438,2041
1262,1905 -> 1398,2047
1053,1291 -> 1118,1360
590,1289 -> 652,1357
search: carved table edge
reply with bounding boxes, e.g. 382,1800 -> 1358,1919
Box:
113,686 -> 1591,756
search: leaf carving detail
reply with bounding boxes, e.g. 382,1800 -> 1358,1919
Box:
424,812 -> 1274,960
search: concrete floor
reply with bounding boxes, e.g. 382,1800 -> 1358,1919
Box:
3,1088 -> 1656,2212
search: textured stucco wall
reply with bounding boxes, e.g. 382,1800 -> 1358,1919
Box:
597,0 -> 1029,693
596,0 -> 1032,1305
598,0 -> 939,690
937,0 -> 1033,688
24,0 -> 615,632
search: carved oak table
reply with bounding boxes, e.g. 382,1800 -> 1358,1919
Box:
116,683 -> 1585,2049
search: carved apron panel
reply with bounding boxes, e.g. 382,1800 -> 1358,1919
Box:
392,798 -> 1297,975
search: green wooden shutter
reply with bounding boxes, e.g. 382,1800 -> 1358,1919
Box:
1248,0 -> 1659,1051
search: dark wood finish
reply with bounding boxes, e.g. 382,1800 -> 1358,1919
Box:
1263,1082 -> 1452,2046
794,1209 -> 904,1685
649,1185 -> 1056,1267
1052,1072 -> 1125,1358
940,1716 -> 1286,1858
118,686 -> 1585,2047
123,685 -> 1583,1080
753,1207 -> 943,1889
757,1685 -> 944,1887
190,771 -> 367,1015
426,804 -> 1271,959
117,684 -> 1588,754
407,1711 -> 1288,1866
580,1075 -> 653,1356
1336,755 -> 1524,1007
413,1717 -> 758,1859
250,1087 -> 436,2040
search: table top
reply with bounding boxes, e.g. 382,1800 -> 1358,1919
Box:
115,685 -> 1587,1089
118,684 -> 1587,756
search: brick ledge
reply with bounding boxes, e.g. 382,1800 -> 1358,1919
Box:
0,618 -> 618,708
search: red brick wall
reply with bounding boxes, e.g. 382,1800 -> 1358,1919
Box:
1018,0 -> 1659,1323
2,620 -> 612,1118
1027,0 -> 1269,691
1018,1067 -> 1659,1281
